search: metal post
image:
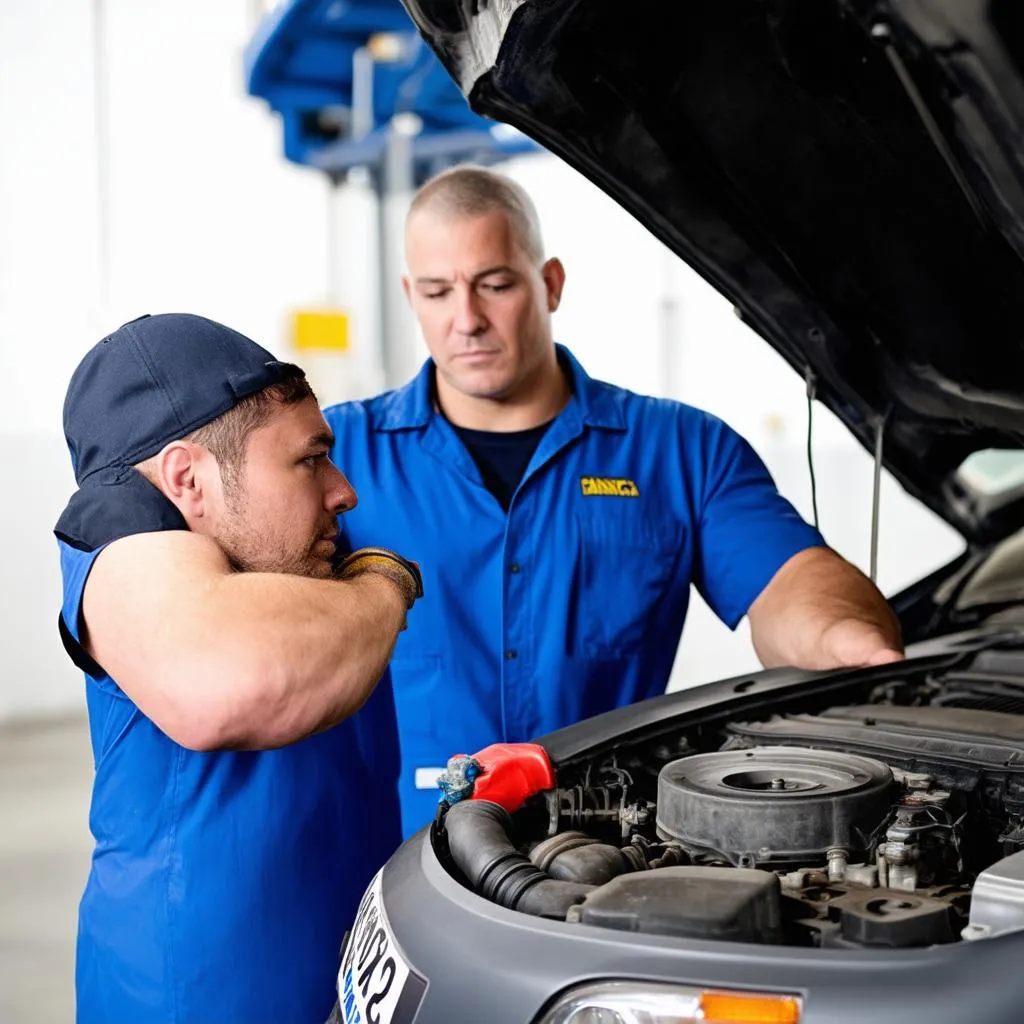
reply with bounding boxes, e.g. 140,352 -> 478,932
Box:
377,114 -> 421,387
351,47 -> 374,140
870,416 -> 885,584
326,176 -> 344,307
333,46 -> 388,398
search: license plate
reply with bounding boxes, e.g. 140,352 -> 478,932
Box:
338,871 -> 426,1024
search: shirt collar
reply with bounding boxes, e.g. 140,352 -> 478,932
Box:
373,344 -> 626,433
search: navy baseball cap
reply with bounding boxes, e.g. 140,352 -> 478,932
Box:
56,313 -> 305,551
64,312 -> 303,485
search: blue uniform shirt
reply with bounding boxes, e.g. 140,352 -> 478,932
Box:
325,346 -> 823,836
59,540 -> 402,1024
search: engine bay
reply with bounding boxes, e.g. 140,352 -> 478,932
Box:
435,649 -> 1024,950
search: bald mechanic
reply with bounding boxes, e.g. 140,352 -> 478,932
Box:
54,314 -> 422,1023
325,166 -> 903,837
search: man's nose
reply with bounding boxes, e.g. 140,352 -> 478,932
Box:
452,286 -> 486,336
326,466 -> 358,515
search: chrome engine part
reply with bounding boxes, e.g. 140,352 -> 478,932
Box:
964,850 -> 1024,941
875,770 -> 955,892
655,747 -> 894,869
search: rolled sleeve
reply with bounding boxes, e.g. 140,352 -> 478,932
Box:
693,417 -> 825,629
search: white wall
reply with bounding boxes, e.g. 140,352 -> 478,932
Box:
1,0 -> 102,719
0,1 -> 964,721
0,0 -> 336,720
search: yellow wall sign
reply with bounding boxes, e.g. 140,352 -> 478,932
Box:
580,476 -> 640,497
291,309 -> 350,352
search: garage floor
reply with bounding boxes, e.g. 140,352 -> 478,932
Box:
0,715 -> 93,1024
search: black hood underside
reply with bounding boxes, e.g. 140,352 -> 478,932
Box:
404,0 -> 1024,542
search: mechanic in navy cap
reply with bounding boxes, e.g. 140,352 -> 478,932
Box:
55,313 -> 423,1024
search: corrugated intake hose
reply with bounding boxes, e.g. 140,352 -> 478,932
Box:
530,830 -> 648,885
444,799 -> 595,919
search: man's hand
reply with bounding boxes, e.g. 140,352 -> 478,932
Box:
748,546 -> 904,671
819,617 -> 905,669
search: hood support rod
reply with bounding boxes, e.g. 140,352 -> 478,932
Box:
870,414 -> 886,584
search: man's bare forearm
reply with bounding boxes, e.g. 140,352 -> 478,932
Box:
82,532 -> 411,750
748,546 -> 903,671
205,570 -> 409,748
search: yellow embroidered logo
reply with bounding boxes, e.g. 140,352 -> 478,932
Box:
580,476 -> 640,498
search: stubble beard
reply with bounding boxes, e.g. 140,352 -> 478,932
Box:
216,489 -> 336,579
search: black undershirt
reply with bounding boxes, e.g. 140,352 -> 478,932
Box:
451,420 -> 554,511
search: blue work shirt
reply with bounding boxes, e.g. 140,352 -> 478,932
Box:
325,346 -> 823,837
59,540 -> 401,1024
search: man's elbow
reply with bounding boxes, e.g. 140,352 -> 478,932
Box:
161,702 -> 294,752
165,718 -> 234,753
155,690 -> 263,752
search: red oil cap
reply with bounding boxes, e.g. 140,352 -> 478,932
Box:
458,742 -> 555,812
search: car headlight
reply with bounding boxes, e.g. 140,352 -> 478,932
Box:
536,980 -> 802,1024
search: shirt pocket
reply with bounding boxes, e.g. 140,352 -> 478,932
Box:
572,512 -> 686,659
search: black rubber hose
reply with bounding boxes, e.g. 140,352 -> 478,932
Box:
444,800 -> 594,919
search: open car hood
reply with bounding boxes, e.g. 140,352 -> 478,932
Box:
402,0 -> 1024,544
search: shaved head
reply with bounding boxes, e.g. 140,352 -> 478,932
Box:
407,165 -> 545,265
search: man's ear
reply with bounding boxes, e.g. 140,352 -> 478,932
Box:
401,274 -> 413,306
542,257 -> 566,313
151,441 -> 209,521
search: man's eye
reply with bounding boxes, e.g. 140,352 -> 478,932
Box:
303,453 -> 327,467
483,282 -> 512,293
423,289 -> 449,300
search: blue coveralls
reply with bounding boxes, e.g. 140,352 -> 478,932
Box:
57,482 -> 402,1023
325,346 -> 823,837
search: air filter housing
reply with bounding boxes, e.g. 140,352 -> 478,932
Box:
656,746 -> 893,868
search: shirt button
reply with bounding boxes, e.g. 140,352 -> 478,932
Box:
509,563 -> 521,574
505,649 -> 518,661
